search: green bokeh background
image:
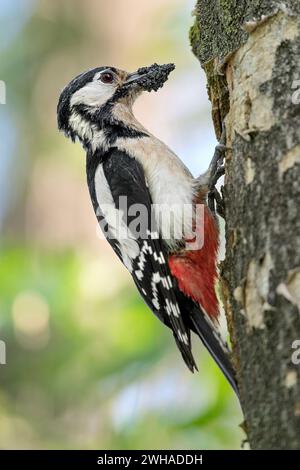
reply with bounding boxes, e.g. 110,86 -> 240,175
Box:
0,0 -> 243,449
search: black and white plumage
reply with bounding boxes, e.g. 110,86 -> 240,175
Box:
57,64 -> 239,397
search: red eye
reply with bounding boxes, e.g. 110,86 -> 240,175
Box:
100,72 -> 114,84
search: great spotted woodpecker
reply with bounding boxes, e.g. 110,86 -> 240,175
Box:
57,63 -> 238,397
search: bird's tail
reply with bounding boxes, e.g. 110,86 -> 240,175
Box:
189,306 -> 240,400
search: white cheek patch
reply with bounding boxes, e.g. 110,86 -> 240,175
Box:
70,80 -> 115,108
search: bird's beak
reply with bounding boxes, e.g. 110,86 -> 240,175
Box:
124,63 -> 175,92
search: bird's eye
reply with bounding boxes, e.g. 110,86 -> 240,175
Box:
100,72 -> 114,84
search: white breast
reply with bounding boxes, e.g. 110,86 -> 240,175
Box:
116,136 -> 196,249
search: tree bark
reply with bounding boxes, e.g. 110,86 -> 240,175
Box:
190,0 -> 300,449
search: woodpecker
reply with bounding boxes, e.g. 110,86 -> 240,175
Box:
57,63 -> 238,397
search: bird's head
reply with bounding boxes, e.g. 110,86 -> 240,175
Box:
57,63 -> 175,148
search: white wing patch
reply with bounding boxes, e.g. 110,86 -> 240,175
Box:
94,163 -> 140,272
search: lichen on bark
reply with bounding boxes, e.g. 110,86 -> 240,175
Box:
191,0 -> 300,449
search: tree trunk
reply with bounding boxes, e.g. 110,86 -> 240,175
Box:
190,0 -> 300,450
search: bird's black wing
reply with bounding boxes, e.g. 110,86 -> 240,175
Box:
93,147 -> 197,371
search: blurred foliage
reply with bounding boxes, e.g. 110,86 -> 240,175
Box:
0,0 -> 243,449
0,244 -> 242,449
